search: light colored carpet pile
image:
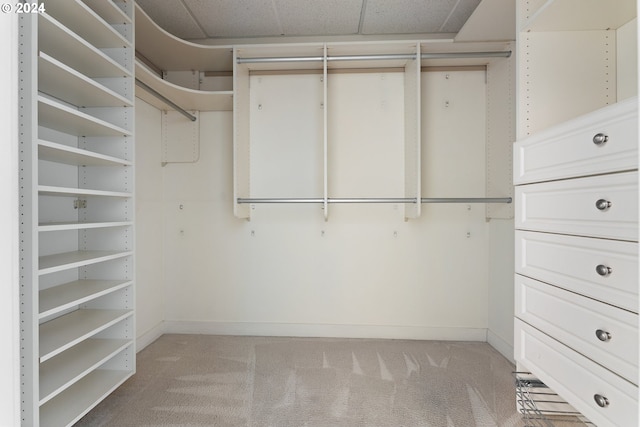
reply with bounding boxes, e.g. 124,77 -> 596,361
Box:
77,334 -> 532,426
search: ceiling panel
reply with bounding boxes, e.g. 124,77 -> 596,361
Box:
136,0 -> 206,39
440,0 -> 482,33
362,0 -> 460,34
184,0 -> 282,38
274,0 -> 364,36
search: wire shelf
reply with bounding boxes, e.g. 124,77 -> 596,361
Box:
514,372 -> 596,427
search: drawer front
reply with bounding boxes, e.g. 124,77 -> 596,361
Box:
515,230 -> 638,312
516,171 -> 638,241
515,319 -> 638,427
516,275 -> 638,384
514,97 -> 638,184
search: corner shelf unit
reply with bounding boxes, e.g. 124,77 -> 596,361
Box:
134,3 -> 233,113
19,1 -> 135,426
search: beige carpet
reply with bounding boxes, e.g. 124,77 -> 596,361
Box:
77,334 -> 540,426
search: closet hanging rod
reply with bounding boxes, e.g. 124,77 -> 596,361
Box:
237,197 -> 512,204
236,51 -> 511,64
135,78 -> 197,122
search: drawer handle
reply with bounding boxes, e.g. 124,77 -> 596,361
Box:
592,133 -> 609,146
595,199 -> 612,211
596,264 -> 612,277
594,394 -> 610,408
595,329 -> 612,342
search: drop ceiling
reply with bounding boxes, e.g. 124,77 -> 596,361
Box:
135,0 -> 515,43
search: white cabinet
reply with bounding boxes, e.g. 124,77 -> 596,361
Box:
514,2 -> 638,425
18,1 -> 135,425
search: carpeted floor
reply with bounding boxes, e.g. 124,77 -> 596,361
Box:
77,335 -> 538,426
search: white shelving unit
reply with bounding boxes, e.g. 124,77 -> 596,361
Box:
513,1 -> 638,425
18,0 -> 135,425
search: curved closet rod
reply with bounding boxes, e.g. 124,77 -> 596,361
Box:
236,51 -> 511,64
237,197 -> 512,204
135,78 -> 197,122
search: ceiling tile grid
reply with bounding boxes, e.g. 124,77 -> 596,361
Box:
136,0 -> 487,40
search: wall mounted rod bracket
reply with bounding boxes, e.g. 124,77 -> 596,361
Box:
135,78 -> 197,122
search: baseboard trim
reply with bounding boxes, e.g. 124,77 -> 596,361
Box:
487,329 -> 514,363
163,320 -> 488,342
136,321 -> 165,352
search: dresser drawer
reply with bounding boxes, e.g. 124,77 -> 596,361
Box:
516,171 -> 638,241
515,230 -> 638,312
514,96 -> 638,185
515,319 -> 638,427
516,275 -> 638,384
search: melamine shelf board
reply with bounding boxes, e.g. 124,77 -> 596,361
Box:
39,53 -> 132,108
39,308 -> 133,362
38,250 -> 133,276
39,221 -> 132,232
135,61 -> 233,111
522,0 -> 636,31
38,96 -> 132,138
40,368 -> 132,427
39,12 -> 131,78
39,279 -> 133,319
45,0 -> 131,49
38,185 -> 131,198
40,338 -> 132,405
39,139 -> 131,167
135,3 -> 232,72
83,0 -> 131,25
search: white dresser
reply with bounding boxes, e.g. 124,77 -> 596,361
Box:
513,97 -> 639,426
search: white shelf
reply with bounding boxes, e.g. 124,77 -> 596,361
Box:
40,338 -> 132,405
39,53 -> 132,108
135,3 -> 232,72
39,185 -> 131,198
38,96 -> 131,137
39,309 -> 133,362
39,12 -> 131,78
38,140 -> 131,166
135,60 -> 233,111
523,0 -> 636,32
44,0 -> 131,49
39,280 -> 132,319
39,221 -> 131,232
39,250 -> 132,275
82,0 -> 131,25
40,368 -> 132,427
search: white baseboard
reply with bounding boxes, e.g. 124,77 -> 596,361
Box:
136,321 -> 165,352
163,320 -> 489,342
487,329 -> 514,363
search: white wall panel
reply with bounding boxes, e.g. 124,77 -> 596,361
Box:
159,70 -> 495,339
134,99 -> 165,348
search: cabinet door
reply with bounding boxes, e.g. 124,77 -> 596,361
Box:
515,230 -> 638,312
515,319 -> 638,427
516,171 -> 638,241
514,97 -> 638,184
516,275 -> 638,383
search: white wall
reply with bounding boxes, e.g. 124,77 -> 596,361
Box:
157,69 -> 505,341
135,99 -> 166,349
0,12 -> 21,427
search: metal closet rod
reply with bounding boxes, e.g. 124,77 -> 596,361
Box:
236,50 -> 512,64
237,197 -> 512,204
135,78 -> 197,122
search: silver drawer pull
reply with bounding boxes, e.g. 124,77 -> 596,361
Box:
594,394 -> 610,408
595,329 -> 612,342
593,133 -> 609,146
595,199 -> 612,211
596,264 -> 612,277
